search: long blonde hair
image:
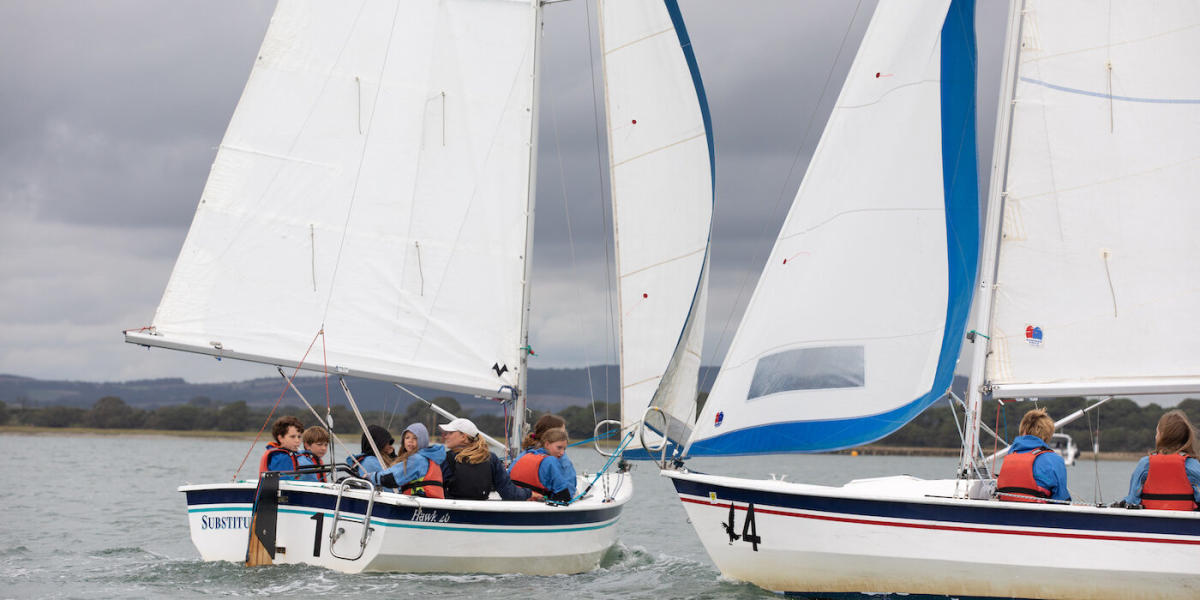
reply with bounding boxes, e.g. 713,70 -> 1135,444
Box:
455,434 -> 491,464
523,414 -> 566,450
387,430 -> 419,467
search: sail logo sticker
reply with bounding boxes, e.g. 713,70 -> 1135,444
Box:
1025,325 -> 1043,346
714,411 -> 724,427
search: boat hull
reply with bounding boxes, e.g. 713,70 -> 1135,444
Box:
182,473 -> 630,574
664,470 -> 1200,599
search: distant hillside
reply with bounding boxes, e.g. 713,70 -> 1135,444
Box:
0,367 -> 721,415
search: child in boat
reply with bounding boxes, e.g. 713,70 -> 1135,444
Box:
509,427 -> 577,503
297,426 -> 329,482
366,423 -> 446,498
259,416 -> 305,479
439,418 -> 530,501
346,424 -> 393,477
1120,410 -> 1200,510
995,408 -> 1070,502
521,413 -> 566,450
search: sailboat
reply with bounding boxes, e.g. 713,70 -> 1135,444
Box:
663,0 -> 1200,598
124,0 -> 712,575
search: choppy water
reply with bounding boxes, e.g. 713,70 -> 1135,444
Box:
0,433 -> 1138,599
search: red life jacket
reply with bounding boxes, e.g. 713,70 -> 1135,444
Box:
1142,453 -> 1198,511
996,449 -> 1053,503
510,452 -> 550,495
400,458 -> 444,499
258,442 -> 301,475
301,451 -> 326,482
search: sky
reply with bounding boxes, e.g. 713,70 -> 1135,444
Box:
0,0 -> 1011,385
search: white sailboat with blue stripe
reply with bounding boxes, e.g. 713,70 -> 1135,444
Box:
127,0 -> 711,575
665,0 -> 1200,597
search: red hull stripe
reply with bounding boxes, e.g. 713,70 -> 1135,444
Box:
679,496 -> 1200,546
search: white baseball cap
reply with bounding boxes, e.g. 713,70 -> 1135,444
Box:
439,418 -> 479,438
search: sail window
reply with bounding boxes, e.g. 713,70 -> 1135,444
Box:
747,346 -> 865,399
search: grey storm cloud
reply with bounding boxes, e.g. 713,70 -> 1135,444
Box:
0,0 -> 1006,383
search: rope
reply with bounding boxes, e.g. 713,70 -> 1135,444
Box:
232,328 -> 325,481
568,428 -> 616,447
550,431 -> 635,506
581,0 -> 618,427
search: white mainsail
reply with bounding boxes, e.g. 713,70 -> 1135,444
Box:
983,0 -> 1200,399
599,0 -> 713,444
125,0 -> 540,398
685,0 -> 979,456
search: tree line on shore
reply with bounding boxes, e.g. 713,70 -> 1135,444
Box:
0,395 -> 617,442
2,394 -> 1196,454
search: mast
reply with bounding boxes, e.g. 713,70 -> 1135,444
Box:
511,0 -> 544,460
596,0 -> 624,432
960,0 -> 1025,477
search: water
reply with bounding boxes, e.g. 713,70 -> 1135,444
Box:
0,433 -> 1138,599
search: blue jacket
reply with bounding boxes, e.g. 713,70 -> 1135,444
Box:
345,453 -> 385,478
1008,435 -> 1071,502
368,444 -> 448,491
509,448 -> 577,497
264,444 -> 302,480
296,450 -> 324,482
1123,455 -> 1200,506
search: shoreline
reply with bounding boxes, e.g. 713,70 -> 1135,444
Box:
0,426 -> 1146,460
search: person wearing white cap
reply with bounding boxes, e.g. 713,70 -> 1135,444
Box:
439,418 -> 532,501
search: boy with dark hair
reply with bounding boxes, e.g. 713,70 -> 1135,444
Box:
259,415 -> 305,479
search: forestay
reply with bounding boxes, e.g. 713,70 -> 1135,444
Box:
599,0 -> 714,444
125,0 -> 540,398
984,0 -> 1200,399
685,0 -> 978,456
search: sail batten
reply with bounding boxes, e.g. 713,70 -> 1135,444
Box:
684,0 -> 978,457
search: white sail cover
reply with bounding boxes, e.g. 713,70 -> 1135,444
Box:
985,1 -> 1200,399
600,0 -> 713,444
125,0 -> 539,398
686,0 -> 979,456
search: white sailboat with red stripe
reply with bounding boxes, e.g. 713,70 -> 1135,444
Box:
663,0 -> 1200,597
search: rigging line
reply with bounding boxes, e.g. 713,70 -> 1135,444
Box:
276,366 -> 359,471
231,328 -> 326,481
584,0 -> 617,424
700,0 -> 864,394
321,3 -> 404,324
547,71 -> 600,416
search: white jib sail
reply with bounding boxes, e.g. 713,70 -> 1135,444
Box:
986,0 -> 1200,398
599,0 -> 714,444
126,0 -> 540,398
685,0 -> 979,456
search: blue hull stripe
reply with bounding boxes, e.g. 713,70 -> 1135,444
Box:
184,488 -> 621,527
686,0 -> 979,457
670,475 -> 1200,538
187,505 -> 616,534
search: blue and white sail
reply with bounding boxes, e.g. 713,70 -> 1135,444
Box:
982,0 -> 1200,399
125,0 -> 539,399
599,0 -> 714,447
685,0 -> 978,456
